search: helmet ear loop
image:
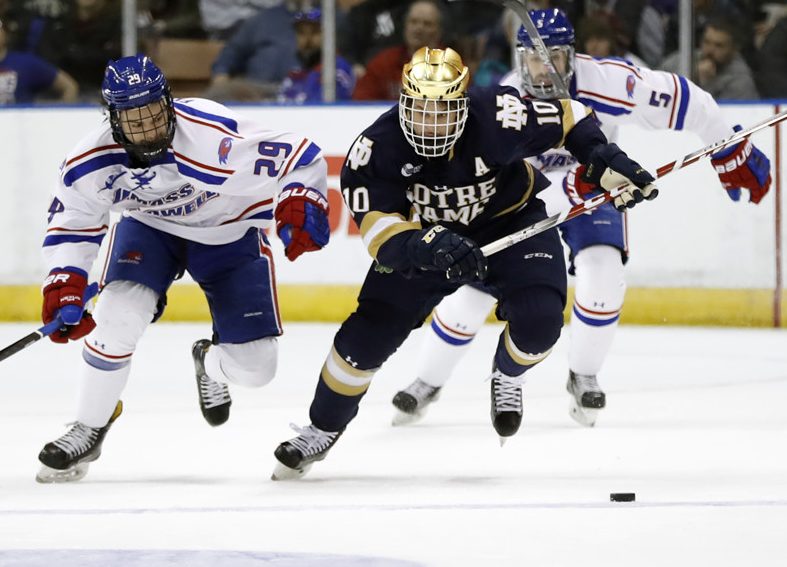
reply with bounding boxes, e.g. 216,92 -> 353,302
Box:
108,107 -> 127,146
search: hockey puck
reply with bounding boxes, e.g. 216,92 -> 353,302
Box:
610,492 -> 635,502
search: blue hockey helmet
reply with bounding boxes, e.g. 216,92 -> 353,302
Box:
293,8 -> 320,25
102,55 -> 175,164
515,9 -> 576,99
517,8 -> 575,48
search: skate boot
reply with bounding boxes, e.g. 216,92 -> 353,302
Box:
489,369 -> 525,445
36,401 -> 123,483
272,423 -> 343,480
567,370 -> 606,427
391,378 -> 441,426
192,339 -> 231,426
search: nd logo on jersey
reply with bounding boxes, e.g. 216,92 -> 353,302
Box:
347,136 -> 373,170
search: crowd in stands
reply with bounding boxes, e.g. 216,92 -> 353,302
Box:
1,0 -> 786,105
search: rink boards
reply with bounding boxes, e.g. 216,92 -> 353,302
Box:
0,101 -> 784,325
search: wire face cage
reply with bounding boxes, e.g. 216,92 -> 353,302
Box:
399,94 -> 468,158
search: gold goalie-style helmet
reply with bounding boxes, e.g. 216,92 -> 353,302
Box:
399,47 -> 470,158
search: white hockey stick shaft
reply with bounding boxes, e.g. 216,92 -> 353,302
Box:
449,0 -> 569,97
481,109 -> 787,257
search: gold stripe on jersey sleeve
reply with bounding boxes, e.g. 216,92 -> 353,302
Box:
559,99 -> 592,147
492,161 -> 536,219
360,211 -> 422,260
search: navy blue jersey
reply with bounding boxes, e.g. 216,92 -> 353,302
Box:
340,85 -> 607,272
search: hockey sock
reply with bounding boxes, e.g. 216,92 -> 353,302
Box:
418,286 -> 496,387
568,245 -> 625,376
75,362 -> 131,428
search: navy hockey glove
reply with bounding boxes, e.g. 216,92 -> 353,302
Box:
710,125 -> 771,204
275,185 -> 330,261
409,225 -> 488,283
41,268 -> 96,344
582,143 -> 658,212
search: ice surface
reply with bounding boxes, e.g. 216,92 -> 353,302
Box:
1,322 -> 786,566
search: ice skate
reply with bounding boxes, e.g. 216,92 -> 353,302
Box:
192,339 -> 231,426
391,378 -> 441,426
567,370 -> 606,427
489,369 -> 525,445
272,423 -> 343,480
36,401 -> 123,483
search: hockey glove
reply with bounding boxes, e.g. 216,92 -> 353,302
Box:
275,185 -> 330,261
710,125 -> 771,204
41,268 -> 96,344
409,225 -> 488,283
581,143 -> 658,212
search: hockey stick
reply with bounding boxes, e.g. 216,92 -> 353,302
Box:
0,282 -> 99,364
481,109 -> 787,256
449,0 -> 569,98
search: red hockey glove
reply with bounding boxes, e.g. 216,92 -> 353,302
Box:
275,185 -> 330,261
565,165 -> 600,201
41,268 -> 96,344
710,127 -> 771,204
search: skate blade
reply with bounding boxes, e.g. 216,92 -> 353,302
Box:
391,408 -> 426,427
271,461 -> 312,481
35,462 -> 90,484
568,398 -> 600,427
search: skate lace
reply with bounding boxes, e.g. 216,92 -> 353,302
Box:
489,371 -> 524,412
286,423 -> 338,457
573,373 -> 602,394
405,379 -> 440,402
52,422 -> 100,458
199,375 -> 230,409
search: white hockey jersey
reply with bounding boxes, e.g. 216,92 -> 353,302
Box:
502,53 -> 735,178
43,98 -> 327,274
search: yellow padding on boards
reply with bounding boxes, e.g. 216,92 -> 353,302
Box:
0,285 -> 783,327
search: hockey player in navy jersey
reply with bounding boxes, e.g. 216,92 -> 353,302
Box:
391,9 -> 772,428
36,55 -> 330,483
272,45 -> 658,479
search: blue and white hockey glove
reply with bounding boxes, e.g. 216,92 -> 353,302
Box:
581,143 -> 658,212
275,185 -> 330,261
710,125 -> 771,204
409,225 -> 488,283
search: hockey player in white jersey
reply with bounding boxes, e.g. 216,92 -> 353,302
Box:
392,9 -> 772,429
36,55 -> 330,482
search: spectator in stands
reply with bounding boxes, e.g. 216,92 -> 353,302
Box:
469,7 -> 517,88
1,0 -> 69,54
205,2 -> 298,101
139,0 -> 205,40
633,0 -> 676,68
278,8 -> 354,103
352,0 -> 443,101
33,0 -> 122,100
754,6 -> 787,98
660,16 -> 758,100
338,0 -> 409,78
577,11 -> 646,66
199,0 -> 282,40
0,16 -> 77,104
